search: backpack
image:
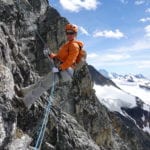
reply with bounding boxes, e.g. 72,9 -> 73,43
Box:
73,40 -> 87,64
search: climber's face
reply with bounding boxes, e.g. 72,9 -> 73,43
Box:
66,30 -> 77,41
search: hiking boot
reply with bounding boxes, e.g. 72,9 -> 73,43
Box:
14,85 -> 24,97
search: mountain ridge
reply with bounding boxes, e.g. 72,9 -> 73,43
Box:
99,69 -> 149,80
0,0 -> 149,150
91,66 -> 150,142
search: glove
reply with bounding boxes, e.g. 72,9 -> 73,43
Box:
43,48 -> 50,56
52,67 -> 59,73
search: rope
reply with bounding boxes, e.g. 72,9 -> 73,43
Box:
16,1 -> 58,149
35,30 -> 46,45
34,56 -> 56,150
34,72 -> 55,150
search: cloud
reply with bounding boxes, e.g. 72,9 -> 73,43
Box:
59,0 -> 100,12
116,38 -> 150,52
79,26 -> 90,36
145,25 -> 150,37
138,60 -> 150,68
87,39 -> 150,77
93,29 -> 125,39
139,17 -> 150,23
87,53 -> 132,69
134,0 -> 145,5
103,54 -> 130,61
145,8 -> 150,13
87,53 -> 98,58
87,53 -> 130,62
88,56 -> 150,69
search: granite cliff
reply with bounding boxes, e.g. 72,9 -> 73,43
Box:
0,0 -> 149,150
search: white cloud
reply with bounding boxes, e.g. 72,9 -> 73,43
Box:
134,0 -> 145,5
145,8 -> 150,13
88,57 -> 150,70
145,25 -> 150,37
139,17 -> 150,23
87,53 -> 130,63
87,54 -> 131,68
79,26 -> 90,36
59,0 -> 100,12
93,29 -> 125,39
87,53 -> 98,58
116,39 -> 150,52
103,54 -> 130,61
138,60 -> 150,68
87,37 -> 150,70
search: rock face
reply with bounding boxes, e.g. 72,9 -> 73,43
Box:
88,65 -> 119,87
89,66 -> 150,150
0,0 -> 149,150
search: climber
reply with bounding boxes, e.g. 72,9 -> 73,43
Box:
15,23 -> 85,109
44,23 -> 85,75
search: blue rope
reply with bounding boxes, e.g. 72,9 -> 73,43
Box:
16,1 -> 57,149
34,72 -> 55,150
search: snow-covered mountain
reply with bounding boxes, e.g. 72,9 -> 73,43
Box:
89,65 -> 150,136
111,73 -> 150,106
99,69 -> 149,82
99,69 -> 150,105
99,69 -> 110,79
111,72 -> 149,83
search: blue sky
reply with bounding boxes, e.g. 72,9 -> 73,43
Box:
49,0 -> 150,78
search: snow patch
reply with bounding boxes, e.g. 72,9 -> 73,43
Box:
143,122 -> 150,134
143,104 -> 150,112
141,115 -> 145,122
113,79 -> 150,105
94,84 -> 136,114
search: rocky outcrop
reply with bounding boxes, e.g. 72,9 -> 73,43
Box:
0,0 -> 149,150
110,112 -> 150,150
89,66 -> 150,150
88,65 -> 119,87
0,0 -> 106,149
0,64 -> 32,150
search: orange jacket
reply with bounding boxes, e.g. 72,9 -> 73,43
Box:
51,40 -> 84,71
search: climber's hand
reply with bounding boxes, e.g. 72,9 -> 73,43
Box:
43,48 -> 50,56
50,53 -> 57,59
